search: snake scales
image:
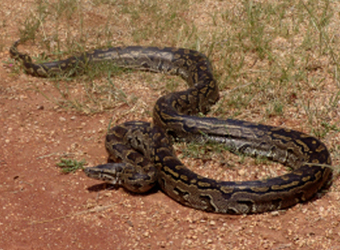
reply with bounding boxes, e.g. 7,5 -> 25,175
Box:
10,39 -> 332,214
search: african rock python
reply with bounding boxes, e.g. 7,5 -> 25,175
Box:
10,39 -> 332,214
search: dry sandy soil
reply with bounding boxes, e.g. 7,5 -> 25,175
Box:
1,0 -> 340,249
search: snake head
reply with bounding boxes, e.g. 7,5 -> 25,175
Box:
84,163 -> 125,185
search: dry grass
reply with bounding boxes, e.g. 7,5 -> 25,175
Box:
7,0 -> 340,168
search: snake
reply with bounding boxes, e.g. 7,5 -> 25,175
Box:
10,39 -> 332,214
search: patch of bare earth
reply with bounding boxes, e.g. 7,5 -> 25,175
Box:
1,1 -> 340,249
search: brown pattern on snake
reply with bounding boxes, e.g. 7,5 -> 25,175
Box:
10,39 -> 332,214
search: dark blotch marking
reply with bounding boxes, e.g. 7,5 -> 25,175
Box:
199,194 -> 217,212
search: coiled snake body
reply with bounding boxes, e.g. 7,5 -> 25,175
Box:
10,40 -> 332,214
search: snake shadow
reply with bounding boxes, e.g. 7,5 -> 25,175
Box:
85,171 -> 334,213
86,183 -> 160,196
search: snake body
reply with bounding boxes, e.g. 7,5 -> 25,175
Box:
10,40 -> 332,214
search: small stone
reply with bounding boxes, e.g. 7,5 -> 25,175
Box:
271,211 -> 279,216
238,169 -> 245,176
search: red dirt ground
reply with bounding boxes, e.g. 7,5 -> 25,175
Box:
1,1 -> 340,249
